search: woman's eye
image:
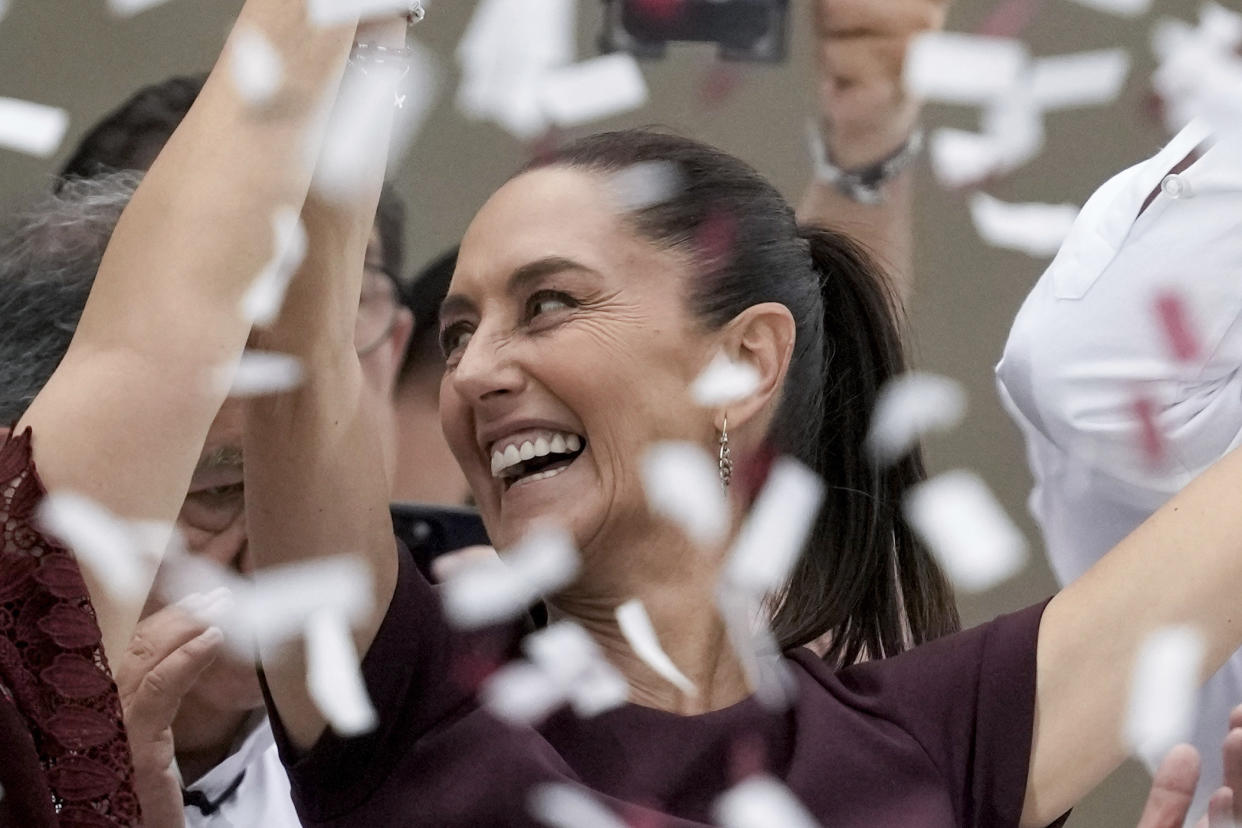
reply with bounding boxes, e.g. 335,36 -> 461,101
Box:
527,291 -> 574,320
440,324 -> 473,359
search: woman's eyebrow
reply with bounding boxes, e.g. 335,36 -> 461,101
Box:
439,257 -> 600,322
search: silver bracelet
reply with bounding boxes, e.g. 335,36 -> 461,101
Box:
807,119 -> 924,206
405,1 -> 425,26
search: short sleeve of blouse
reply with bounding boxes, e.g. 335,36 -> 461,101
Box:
833,600 -> 1063,828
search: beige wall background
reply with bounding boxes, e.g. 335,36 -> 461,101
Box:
0,0 -> 1202,824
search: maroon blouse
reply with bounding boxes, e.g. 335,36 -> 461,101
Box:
267,540 -> 1066,828
0,429 -> 141,827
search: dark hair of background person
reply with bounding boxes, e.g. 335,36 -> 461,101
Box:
56,73 -> 407,281
0,172 -> 141,424
398,247 -> 458,385
526,130 -> 961,664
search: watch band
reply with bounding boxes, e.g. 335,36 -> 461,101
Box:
807,120 -> 924,206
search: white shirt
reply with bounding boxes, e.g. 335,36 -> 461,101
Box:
997,119 -> 1242,824
182,716 -> 302,828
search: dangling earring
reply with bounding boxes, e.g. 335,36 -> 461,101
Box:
718,413 -> 733,489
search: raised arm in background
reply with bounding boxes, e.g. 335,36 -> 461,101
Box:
13,0 -> 359,664
243,17 -> 407,751
796,0 -> 947,304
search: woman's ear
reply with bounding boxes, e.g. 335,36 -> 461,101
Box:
713,302 -> 796,433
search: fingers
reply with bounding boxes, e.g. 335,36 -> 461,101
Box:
1229,704 -> 1242,732
1207,787 -> 1237,828
124,626 -> 224,740
431,545 -> 500,583
114,587 -> 230,699
1222,727 -> 1242,822
1137,744 -> 1201,828
815,0 -> 948,39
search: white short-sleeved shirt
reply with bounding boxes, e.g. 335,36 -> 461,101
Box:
997,119 -> 1242,823
182,715 -> 301,828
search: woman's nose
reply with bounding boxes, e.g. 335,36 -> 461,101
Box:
451,330 -> 524,403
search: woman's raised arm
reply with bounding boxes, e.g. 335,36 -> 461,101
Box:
14,0 -> 358,662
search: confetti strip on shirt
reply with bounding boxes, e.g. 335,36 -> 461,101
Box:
903,470 -> 1028,593
228,24 -> 284,109
903,32 -> 1029,106
641,442 -> 729,548
241,208 -> 307,326
0,98 -> 68,158
866,372 -> 968,466
1153,290 -> 1202,363
219,350 -> 305,397
1126,626 -> 1205,767
969,193 -> 1079,258
528,783 -> 629,828
305,607 -> 378,736
539,53 -> 649,128
691,351 -> 760,408
1030,49 -> 1131,111
616,598 -> 697,696
712,775 -> 821,828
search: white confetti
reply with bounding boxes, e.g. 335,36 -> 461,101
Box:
228,24 -> 284,108
1152,5 -> 1242,135
524,621 -> 629,717
616,598 -> 697,696
529,783 -> 629,828
691,351 -> 761,408
713,776 -> 821,828
36,493 -> 168,603
641,442 -> 729,548
928,129 -> 1008,189
480,661 -> 566,725
0,99 -> 68,158
1031,49 -> 1131,111
242,208 -> 307,326
969,193 -> 1079,258
0,0 -> 9,24
724,458 -> 825,596
904,32 -> 1030,106
105,0 -> 175,16
715,586 -> 793,710
903,470 -> 1028,592
606,161 -> 684,213
1064,0 -> 1153,18
219,350 -> 304,397
866,372 -> 967,466
313,42 -> 439,203
441,526 -> 579,629
539,53 -> 649,128
305,607 -> 378,736
1126,626 -> 1205,767
306,0 -> 422,26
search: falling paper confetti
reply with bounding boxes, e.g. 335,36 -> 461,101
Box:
37,493 -> 169,604
969,193 -> 1078,258
903,470 -> 1028,592
528,783 -> 629,828
305,607 -> 378,736
0,0 -> 9,24
441,526 -> 579,629
307,0 -> 423,26
480,660 -> 566,725
1151,6 -> 1242,135
228,24 -> 284,108
219,350 -> 304,397
641,442 -> 729,548
715,586 -> 793,711
0,98 -> 68,158
524,621 -> 629,717
866,372 -> 968,465
724,458 -> 825,596
1153,291 -> 1201,363
606,161 -> 684,213
1030,49 -> 1131,111
241,208 -> 307,326
1065,0 -> 1153,18
691,351 -> 760,408
1130,394 -> 1166,466
903,32 -> 1029,106
712,775 -> 821,828
539,53 -> 649,128
616,598 -> 697,696
106,0 -> 176,16
1126,626 -> 1205,766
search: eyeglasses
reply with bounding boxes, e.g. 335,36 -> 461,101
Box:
355,264 -> 402,357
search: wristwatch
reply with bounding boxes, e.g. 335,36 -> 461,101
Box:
807,120 -> 924,206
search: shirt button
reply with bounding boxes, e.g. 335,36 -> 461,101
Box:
1160,173 -> 1192,199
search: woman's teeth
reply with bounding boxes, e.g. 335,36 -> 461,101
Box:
490,431 -> 584,478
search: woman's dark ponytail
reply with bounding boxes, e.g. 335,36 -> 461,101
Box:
771,226 -> 960,664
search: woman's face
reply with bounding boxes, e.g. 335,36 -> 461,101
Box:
440,167 -> 720,562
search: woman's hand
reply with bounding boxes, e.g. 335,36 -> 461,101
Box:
812,0 -> 948,170
116,602 -> 223,828
1135,706 -> 1242,828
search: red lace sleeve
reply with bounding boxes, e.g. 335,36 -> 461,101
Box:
0,428 -> 141,827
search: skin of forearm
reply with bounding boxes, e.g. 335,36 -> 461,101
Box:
1020,445 -> 1242,826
